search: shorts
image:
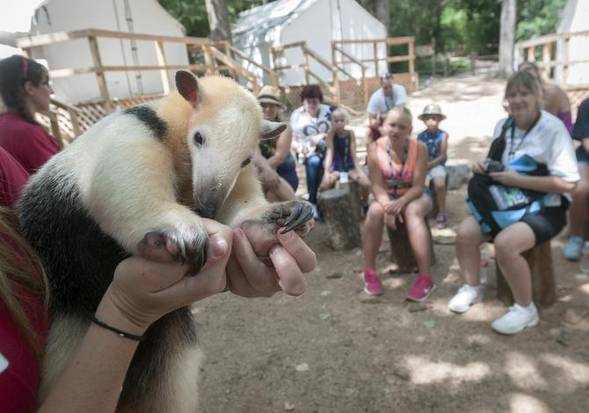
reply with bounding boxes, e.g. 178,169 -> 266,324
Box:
425,165 -> 447,186
576,146 -> 589,165
490,199 -> 569,246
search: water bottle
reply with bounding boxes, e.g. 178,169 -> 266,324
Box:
579,241 -> 589,275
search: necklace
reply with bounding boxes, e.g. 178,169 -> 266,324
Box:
387,139 -> 409,173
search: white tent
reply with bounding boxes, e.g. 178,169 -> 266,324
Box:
557,0 -> 589,85
24,0 -> 188,104
232,0 -> 387,86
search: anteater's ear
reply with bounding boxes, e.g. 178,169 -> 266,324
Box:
175,70 -> 199,107
261,120 -> 287,140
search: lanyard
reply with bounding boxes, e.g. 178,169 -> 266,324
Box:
387,139 -> 409,177
508,115 -> 540,159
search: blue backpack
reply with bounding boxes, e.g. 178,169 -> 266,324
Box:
466,118 -> 548,234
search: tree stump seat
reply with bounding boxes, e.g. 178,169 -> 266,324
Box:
317,181 -> 362,250
386,220 -> 435,273
496,241 -> 555,307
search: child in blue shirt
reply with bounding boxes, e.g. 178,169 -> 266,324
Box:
417,104 -> 449,228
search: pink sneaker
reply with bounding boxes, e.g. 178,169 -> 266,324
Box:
364,270 -> 384,296
406,275 -> 435,302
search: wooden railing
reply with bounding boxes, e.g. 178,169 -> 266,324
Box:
516,30 -> 589,86
17,29 -> 277,110
215,41 -> 279,88
331,44 -> 368,105
271,42 -> 338,101
332,37 -> 416,82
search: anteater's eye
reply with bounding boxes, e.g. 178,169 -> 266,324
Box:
193,132 -> 205,147
241,158 -> 251,168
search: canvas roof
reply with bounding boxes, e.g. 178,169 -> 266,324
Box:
232,0 -> 318,44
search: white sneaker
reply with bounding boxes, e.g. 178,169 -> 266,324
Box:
448,284 -> 484,314
491,303 -> 539,335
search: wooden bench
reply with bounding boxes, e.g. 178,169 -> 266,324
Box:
387,220 -> 435,273
496,241 -> 555,307
317,181 -> 362,250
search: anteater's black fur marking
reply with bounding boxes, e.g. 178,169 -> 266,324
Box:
18,162 -> 197,408
124,106 -> 168,140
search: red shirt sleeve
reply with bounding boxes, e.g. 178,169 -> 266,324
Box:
0,113 -> 60,175
0,147 -> 30,208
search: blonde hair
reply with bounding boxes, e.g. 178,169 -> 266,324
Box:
386,106 -> 413,126
331,108 -> 347,121
0,207 -> 48,360
505,70 -> 544,111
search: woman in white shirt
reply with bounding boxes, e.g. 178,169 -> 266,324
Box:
285,85 -> 332,218
448,71 -> 579,335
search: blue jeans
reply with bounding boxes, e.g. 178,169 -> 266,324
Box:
305,154 -> 323,204
276,154 -> 299,191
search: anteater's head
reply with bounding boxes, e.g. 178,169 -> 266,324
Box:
171,71 -> 284,218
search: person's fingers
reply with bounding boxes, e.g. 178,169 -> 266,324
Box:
225,254 -> 255,297
268,245 -> 306,296
162,232 -> 231,304
276,230 -> 317,273
231,228 -> 280,296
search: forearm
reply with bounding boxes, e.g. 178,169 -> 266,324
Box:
38,294 -> 142,413
512,174 -> 577,193
398,185 -> 425,206
582,138 -> 589,154
267,149 -> 288,169
428,155 -> 446,169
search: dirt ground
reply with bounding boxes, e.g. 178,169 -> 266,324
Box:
195,76 -> 589,413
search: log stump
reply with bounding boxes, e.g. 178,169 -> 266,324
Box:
387,220 -> 435,273
496,241 -> 555,307
317,182 -> 361,250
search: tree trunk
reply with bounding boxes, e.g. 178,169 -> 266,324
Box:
375,0 -> 390,34
205,0 -> 232,43
498,0 -> 517,77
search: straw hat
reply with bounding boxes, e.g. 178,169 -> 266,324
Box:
257,85 -> 286,110
418,103 -> 446,120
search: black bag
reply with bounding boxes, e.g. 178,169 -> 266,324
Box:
466,118 -> 548,234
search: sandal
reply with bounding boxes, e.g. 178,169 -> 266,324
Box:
436,212 -> 447,229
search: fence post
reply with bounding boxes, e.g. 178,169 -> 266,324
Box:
203,44 -> 215,75
88,35 -> 112,113
408,38 -> 415,79
470,52 -> 476,75
303,45 -> 310,84
542,43 -> 552,78
373,41 -> 379,77
563,34 -> 570,84
155,41 -> 170,95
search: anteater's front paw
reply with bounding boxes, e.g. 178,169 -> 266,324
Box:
138,224 -> 208,274
260,200 -> 315,236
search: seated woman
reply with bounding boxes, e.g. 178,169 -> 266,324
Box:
563,98 -> 589,260
287,85 -> 332,218
448,71 -> 579,335
319,109 -> 370,199
0,55 -> 60,174
255,86 -> 298,202
519,61 -> 573,133
361,107 -> 435,301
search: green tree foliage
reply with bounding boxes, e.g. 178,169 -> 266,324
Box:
159,0 -> 566,53
516,0 -> 566,41
158,0 -> 265,38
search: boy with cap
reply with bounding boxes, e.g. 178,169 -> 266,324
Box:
417,104 -> 449,228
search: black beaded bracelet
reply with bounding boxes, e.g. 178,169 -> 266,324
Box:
90,315 -> 145,342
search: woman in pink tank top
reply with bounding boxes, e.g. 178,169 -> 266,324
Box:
361,107 -> 435,302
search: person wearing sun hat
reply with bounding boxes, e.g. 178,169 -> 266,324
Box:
254,85 -> 299,201
417,103 -> 449,228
